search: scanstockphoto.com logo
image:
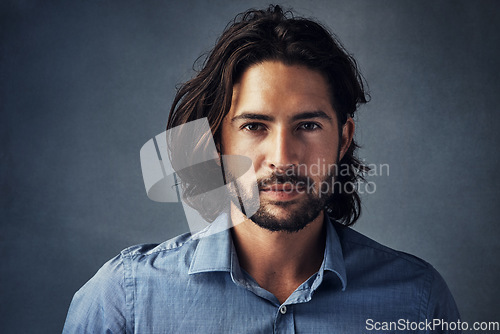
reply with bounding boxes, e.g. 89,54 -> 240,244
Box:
366,318 -> 500,332
140,118 -> 389,234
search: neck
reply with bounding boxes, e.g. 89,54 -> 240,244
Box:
230,206 -> 326,304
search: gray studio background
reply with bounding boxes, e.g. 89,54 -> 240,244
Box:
2,0 -> 499,333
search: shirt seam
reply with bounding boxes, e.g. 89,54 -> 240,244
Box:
419,267 -> 434,333
121,250 -> 135,333
123,237 -> 195,260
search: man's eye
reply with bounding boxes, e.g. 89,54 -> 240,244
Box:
298,122 -> 320,131
242,123 -> 265,131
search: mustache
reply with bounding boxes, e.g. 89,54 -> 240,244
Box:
257,172 -> 310,189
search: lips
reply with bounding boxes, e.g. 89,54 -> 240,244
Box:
259,182 -> 306,202
257,173 -> 309,201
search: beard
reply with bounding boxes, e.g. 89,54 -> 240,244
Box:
248,172 -> 334,233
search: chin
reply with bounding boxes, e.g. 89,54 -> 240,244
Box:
249,204 -> 321,233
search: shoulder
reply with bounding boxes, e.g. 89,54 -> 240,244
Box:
63,231 -> 201,333
333,223 -> 460,321
121,231 -> 197,259
334,223 -> 432,270
110,231 -> 206,277
73,232 -> 199,281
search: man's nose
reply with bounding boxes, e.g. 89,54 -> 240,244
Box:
265,128 -> 298,171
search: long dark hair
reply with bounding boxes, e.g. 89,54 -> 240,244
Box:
167,5 -> 369,226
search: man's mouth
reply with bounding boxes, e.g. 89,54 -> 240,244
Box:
258,182 -> 307,203
256,173 -> 310,201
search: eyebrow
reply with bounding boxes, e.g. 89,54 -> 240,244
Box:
231,113 -> 274,123
231,111 -> 332,123
290,111 -> 332,122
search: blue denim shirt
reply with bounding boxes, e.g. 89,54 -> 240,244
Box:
63,214 -> 460,333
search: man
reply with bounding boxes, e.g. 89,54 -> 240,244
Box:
63,5 -> 460,333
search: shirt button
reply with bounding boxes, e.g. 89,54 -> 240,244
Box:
279,305 -> 287,314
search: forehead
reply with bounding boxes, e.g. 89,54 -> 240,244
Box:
229,61 -> 335,118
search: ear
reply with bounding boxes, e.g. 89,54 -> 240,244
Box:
339,117 -> 355,161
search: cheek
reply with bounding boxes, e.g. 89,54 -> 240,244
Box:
302,144 -> 339,175
219,123 -> 235,154
220,127 -> 262,165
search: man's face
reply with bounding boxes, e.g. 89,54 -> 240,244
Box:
220,61 -> 352,232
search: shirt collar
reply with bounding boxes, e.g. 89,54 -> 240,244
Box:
188,213 -> 234,274
188,213 -> 347,291
322,215 -> 347,291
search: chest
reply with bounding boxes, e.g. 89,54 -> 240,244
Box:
128,274 -> 422,333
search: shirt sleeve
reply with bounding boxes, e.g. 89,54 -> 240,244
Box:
425,267 -> 461,333
62,254 -> 128,333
